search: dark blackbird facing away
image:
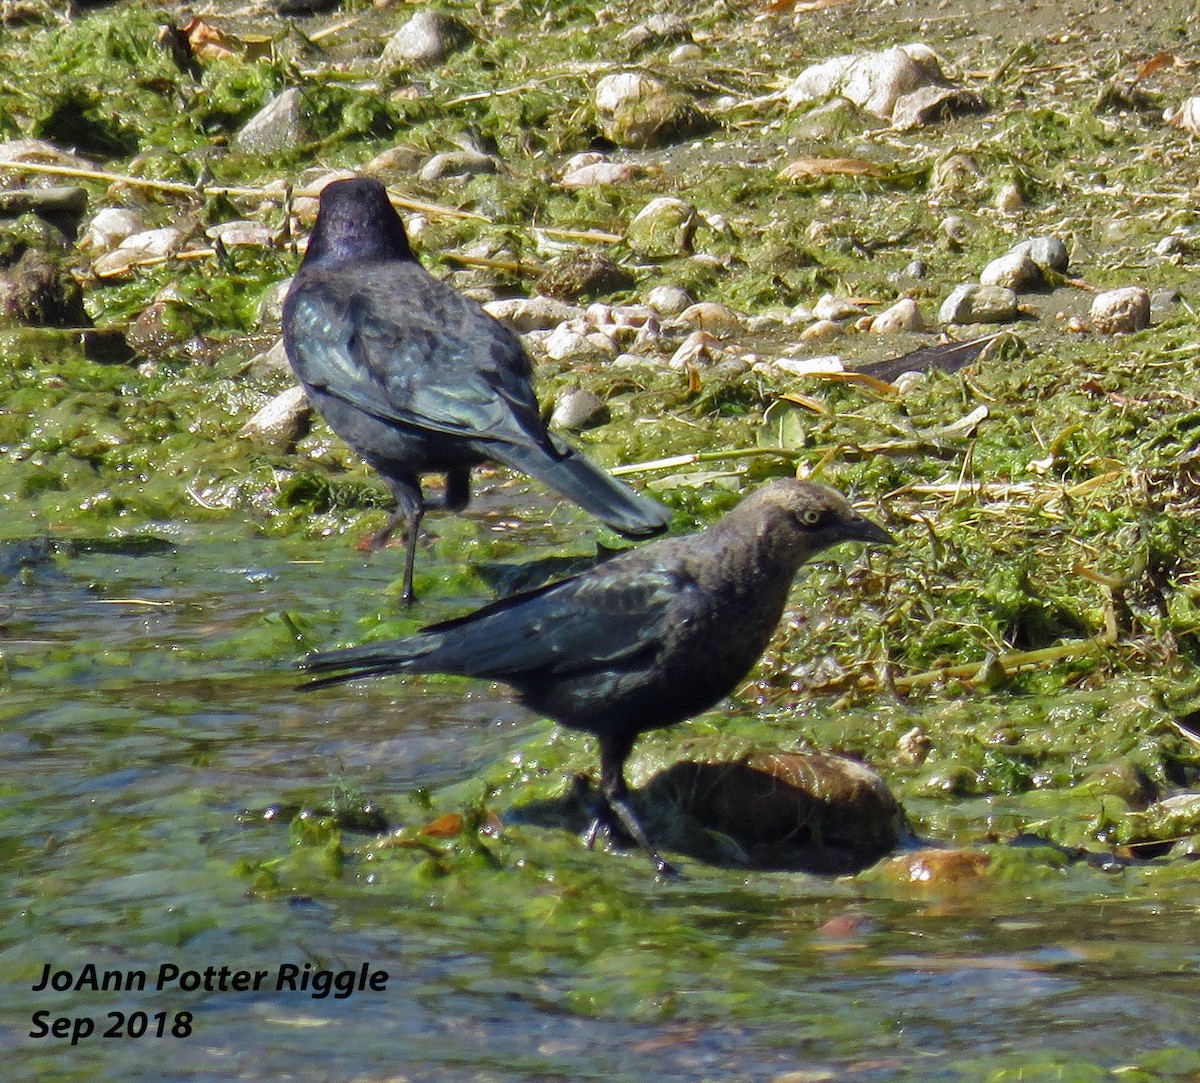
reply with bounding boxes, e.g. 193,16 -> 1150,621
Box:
301,479 -> 894,875
282,177 -> 671,603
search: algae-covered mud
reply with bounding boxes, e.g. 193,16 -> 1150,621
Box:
1,0 -> 1199,1079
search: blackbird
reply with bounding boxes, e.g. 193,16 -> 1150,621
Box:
283,177 -> 670,603
301,478 -> 894,875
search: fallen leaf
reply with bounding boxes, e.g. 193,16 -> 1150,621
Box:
778,156 -> 887,181
421,812 -> 464,838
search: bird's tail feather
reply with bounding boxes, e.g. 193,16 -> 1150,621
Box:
299,640 -> 434,689
494,441 -> 670,539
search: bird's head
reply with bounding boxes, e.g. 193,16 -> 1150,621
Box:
748,478 -> 895,557
301,177 -> 415,269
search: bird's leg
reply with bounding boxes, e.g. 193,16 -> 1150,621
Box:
585,737 -> 680,879
443,467 -> 471,512
373,479 -> 425,606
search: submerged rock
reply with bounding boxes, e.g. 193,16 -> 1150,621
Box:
644,750 -> 905,872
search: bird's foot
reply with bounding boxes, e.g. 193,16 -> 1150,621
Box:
578,782 -> 681,879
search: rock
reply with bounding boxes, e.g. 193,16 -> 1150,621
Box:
363,143 -> 428,178
645,750 -> 904,872
939,283 -> 1019,324
625,196 -> 697,257
783,43 -> 979,127
0,186 -> 88,233
0,249 -> 87,327
645,284 -> 694,315
483,295 -> 583,332
762,354 -> 844,376
940,214 -> 969,249
799,318 -> 844,342
1150,288 -> 1181,317
869,297 -> 924,333
980,249 -> 1044,292
994,181 -> 1025,212
77,207 -> 145,254
540,321 -> 618,362
677,300 -> 741,338
559,158 -> 642,188
1009,235 -> 1069,274
234,88 -> 309,155
619,13 -> 692,49
668,329 -> 722,369
669,43 -> 703,64
1090,286 -> 1150,334
417,149 -> 497,182
238,385 -> 312,448
206,220 -> 275,248
813,293 -> 868,322
0,138 -> 95,172
891,84 -> 986,129
881,847 -> 991,885
124,299 -> 193,357
1166,96 -> 1200,135
790,97 -> 882,140
590,301 -> 658,344
929,154 -> 984,195
1119,791 -> 1200,849
243,336 -> 292,375
1155,235 -> 1184,258
593,71 -> 696,148
551,386 -> 609,431
92,226 -> 183,278
538,249 -> 637,302
896,725 -> 931,766
380,11 -> 471,68
0,211 -> 70,264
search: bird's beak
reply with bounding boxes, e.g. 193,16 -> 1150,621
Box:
845,516 -> 895,547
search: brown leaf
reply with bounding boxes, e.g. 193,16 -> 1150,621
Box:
763,0 -> 856,14
778,157 -> 887,181
182,17 -> 238,61
1135,52 -> 1177,82
420,812 -> 464,839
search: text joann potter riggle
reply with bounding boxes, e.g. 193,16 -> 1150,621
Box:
30,960 -> 390,1045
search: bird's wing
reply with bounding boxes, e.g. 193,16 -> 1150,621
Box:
285,267 -> 553,455
420,560 -> 695,680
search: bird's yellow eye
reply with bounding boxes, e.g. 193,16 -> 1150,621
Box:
800,508 -> 822,526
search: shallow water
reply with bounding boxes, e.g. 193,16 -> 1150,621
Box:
1,528 -> 1196,1083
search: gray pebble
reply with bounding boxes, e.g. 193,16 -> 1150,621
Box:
234,89 -> 308,155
